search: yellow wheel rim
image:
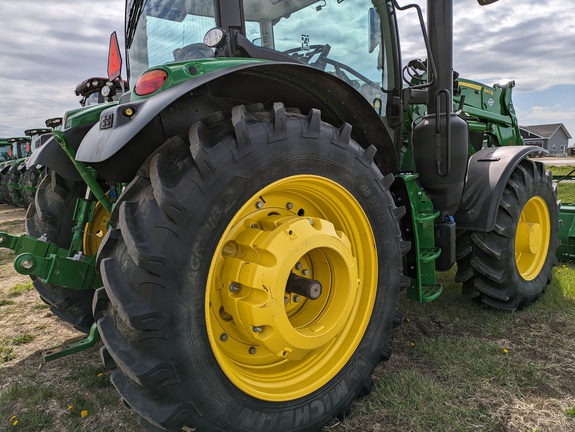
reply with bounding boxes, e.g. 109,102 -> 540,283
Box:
206,175 -> 377,401
515,196 -> 550,281
83,201 -> 110,256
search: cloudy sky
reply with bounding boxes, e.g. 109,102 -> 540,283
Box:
0,0 -> 574,144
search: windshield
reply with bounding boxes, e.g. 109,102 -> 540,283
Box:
0,146 -> 10,162
126,0 -> 395,102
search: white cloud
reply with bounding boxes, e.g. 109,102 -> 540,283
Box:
0,0 -> 574,142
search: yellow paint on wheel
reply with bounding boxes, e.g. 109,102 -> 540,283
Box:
515,196 -> 550,281
83,200 -> 110,256
206,175 -> 377,401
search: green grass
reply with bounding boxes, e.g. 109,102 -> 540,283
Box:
7,281 -> 33,297
333,264 -> 575,432
549,165 -> 575,204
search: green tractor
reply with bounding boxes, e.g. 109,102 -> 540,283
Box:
0,0 -> 565,430
1,136 -> 32,207
18,128 -> 53,207
0,137 -> 12,203
16,78 -> 127,210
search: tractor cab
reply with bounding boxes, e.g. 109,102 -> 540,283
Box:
6,137 -> 31,159
126,0 -> 398,105
24,128 -> 52,151
75,76 -> 127,107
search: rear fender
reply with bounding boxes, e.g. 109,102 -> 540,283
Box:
27,124 -> 94,181
455,146 -> 546,231
77,62 -> 397,182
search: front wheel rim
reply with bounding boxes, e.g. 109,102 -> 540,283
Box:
206,175 -> 378,401
515,196 -> 550,281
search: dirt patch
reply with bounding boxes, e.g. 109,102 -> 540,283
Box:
0,204 -> 26,223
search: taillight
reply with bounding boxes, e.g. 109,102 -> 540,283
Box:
134,69 -> 168,96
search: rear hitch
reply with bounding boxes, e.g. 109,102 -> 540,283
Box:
43,323 -> 100,362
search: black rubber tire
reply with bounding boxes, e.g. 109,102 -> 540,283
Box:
26,171 -> 95,332
0,173 -> 6,204
95,103 -> 404,431
21,166 -> 44,208
455,159 -> 558,311
6,165 -> 25,207
1,167 -> 15,206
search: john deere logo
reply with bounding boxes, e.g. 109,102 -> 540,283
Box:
488,98 -> 494,107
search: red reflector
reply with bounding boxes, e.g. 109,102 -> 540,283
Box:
135,69 -> 168,96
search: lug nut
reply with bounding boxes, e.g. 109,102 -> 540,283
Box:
286,202 -> 293,209
255,201 -> 263,209
295,262 -> 303,270
252,326 -> 263,333
220,333 -> 228,341
249,347 -> 257,355
302,269 -> 310,276
229,282 -> 240,293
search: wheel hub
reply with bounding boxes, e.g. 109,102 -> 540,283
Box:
221,214 -> 357,360
516,221 -> 543,254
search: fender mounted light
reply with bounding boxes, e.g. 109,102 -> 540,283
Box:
134,69 -> 168,96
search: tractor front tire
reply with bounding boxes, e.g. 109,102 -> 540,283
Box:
95,103 -> 404,431
456,159 -> 558,310
26,172 -> 95,332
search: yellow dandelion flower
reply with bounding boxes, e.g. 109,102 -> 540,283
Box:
80,410 -> 88,418
503,348 -> 509,354
9,416 -> 16,422
410,342 -> 415,347
12,420 -> 18,426
68,405 -> 73,410
98,373 -> 103,377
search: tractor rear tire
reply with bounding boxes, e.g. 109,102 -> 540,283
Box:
1,167 -> 15,206
455,159 -> 558,310
26,171 -> 95,332
95,103 -> 404,431
6,165 -> 25,208
21,166 -> 44,207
